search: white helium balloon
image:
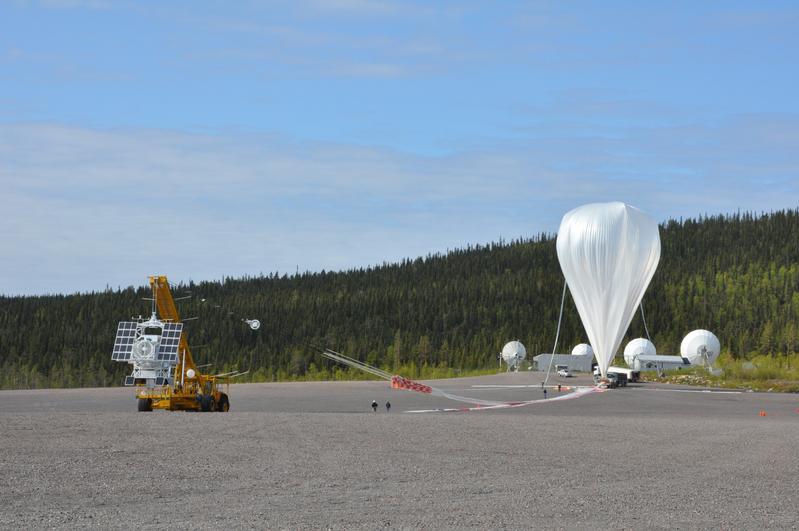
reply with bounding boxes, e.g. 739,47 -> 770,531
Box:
556,202 -> 661,378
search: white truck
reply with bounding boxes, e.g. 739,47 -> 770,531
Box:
593,366 -> 639,387
556,364 -> 572,377
608,366 -> 639,383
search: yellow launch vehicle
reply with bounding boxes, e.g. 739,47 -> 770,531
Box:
111,275 -> 246,412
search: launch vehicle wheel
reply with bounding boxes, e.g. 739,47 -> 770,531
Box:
137,398 -> 153,412
217,393 -> 230,412
199,394 -> 214,412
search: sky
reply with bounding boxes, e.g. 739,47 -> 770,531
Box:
1,0 -> 798,295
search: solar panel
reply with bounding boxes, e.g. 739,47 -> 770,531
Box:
111,321 -> 138,361
156,322 -> 183,362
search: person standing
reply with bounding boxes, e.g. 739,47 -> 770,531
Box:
371,400 -> 378,412
385,401 -> 391,413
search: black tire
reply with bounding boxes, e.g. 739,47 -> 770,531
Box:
137,398 -> 153,412
217,393 -> 230,412
199,394 -> 214,412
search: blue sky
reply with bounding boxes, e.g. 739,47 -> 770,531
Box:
1,0 -> 798,295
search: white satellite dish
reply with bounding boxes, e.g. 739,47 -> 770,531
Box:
245,319 -> 261,331
624,338 -> 657,371
571,343 -> 594,357
500,341 -> 526,371
681,330 -> 720,367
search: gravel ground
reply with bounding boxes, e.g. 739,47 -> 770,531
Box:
1,373 -> 798,529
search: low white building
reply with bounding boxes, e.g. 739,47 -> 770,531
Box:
533,353 -> 595,373
623,334 -> 715,372
633,354 -> 690,371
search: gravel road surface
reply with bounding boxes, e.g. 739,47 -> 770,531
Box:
1,373 -> 798,529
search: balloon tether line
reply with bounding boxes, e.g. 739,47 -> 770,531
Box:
640,301 -> 652,342
544,280 -> 568,387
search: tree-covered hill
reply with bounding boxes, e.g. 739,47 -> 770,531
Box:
2,208 -> 799,389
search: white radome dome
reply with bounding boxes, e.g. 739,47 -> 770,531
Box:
681,330 -> 720,366
624,338 -> 657,370
501,341 -> 526,368
571,343 -> 594,357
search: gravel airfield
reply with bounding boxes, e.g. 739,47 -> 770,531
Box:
2,373 -> 799,529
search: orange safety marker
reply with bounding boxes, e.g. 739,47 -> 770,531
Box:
759,410 -> 768,417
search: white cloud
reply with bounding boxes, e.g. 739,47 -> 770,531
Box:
1,117 -> 797,295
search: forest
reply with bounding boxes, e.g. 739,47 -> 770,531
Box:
1,208 -> 799,389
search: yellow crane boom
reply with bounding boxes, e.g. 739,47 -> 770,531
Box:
149,275 -> 197,376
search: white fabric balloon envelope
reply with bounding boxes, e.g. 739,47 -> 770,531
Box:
556,202 -> 661,378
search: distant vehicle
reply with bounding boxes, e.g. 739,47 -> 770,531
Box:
556,365 -> 572,377
610,371 -> 628,387
593,370 -> 619,388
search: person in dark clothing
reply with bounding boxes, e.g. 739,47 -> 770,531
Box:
371,400 -> 378,412
385,401 -> 391,412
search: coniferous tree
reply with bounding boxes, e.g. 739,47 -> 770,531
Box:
1,208 -> 799,388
